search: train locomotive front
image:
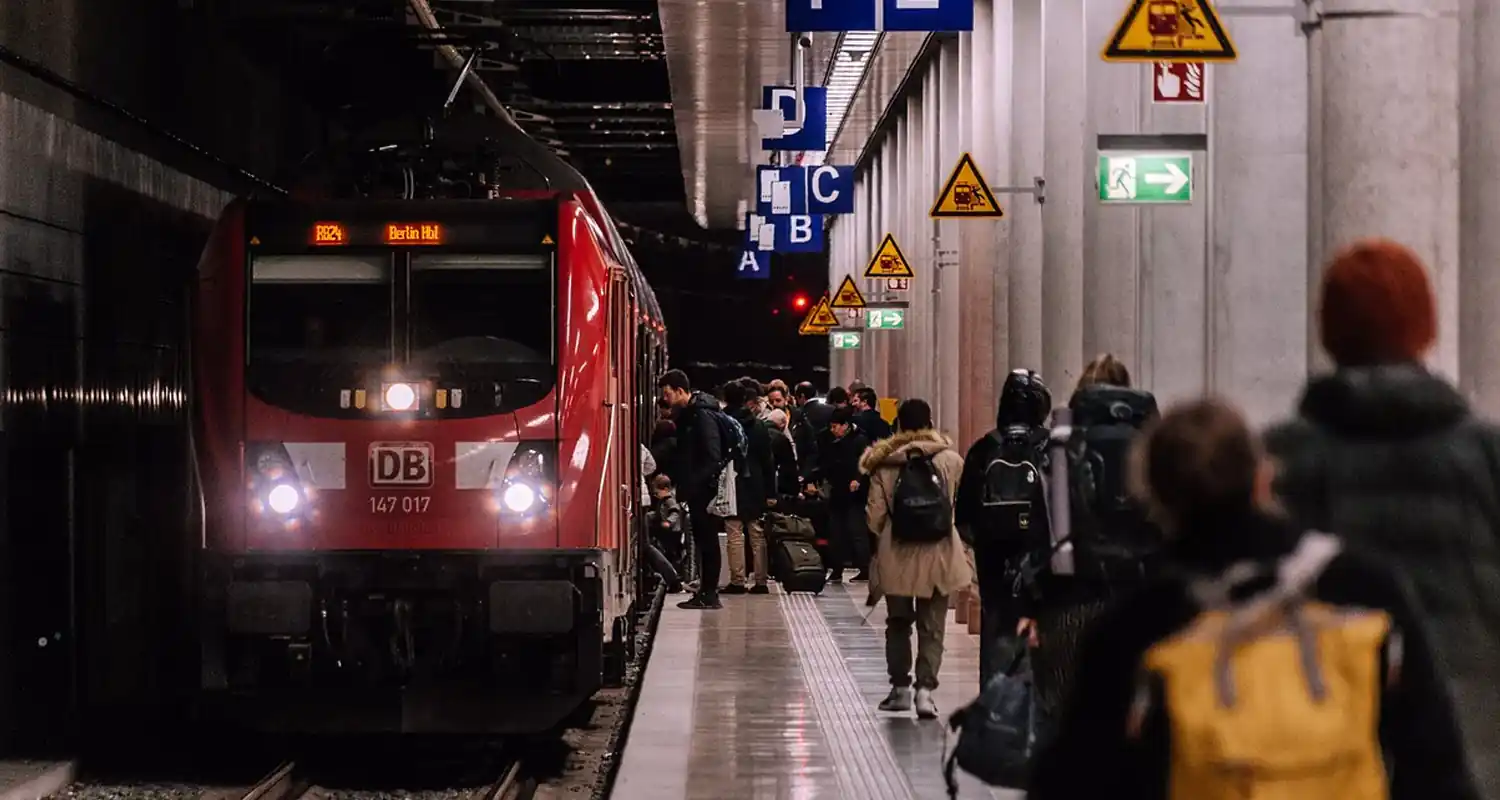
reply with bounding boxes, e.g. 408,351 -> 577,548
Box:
190,192 -> 662,734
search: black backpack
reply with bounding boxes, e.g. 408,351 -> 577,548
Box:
891,450 -> 954,544
980,425 -> 1048,553
706,408 -> 748,474
1063,385 -> 1160,581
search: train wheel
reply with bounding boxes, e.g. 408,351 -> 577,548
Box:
603,615 -> 630,687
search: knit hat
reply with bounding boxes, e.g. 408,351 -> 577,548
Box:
1319,238 -> 1437,367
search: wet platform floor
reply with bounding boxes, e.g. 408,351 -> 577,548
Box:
613,582 -> 1021,800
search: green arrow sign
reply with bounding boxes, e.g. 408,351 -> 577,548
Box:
865,308 -> 906,330
832,331 -> 862,349
1098,152 -> 1193,204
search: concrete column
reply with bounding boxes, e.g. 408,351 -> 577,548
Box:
936,40 -> 964,432
1041,0 -> 1087,396
1460,0 -> 1500,420
1083,0 -> 1142,368
1207,3 -> 1309,427
989,0 -> 1015,391
1008,0 -> 1045,373
920,63 -> 942,412
959,0 -> 1000,443
1311,0 -> 1460,378
874,136 -> 895,391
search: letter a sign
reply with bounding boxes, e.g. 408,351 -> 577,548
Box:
1101,0 -> 1237,63
931,153 -> 1004,219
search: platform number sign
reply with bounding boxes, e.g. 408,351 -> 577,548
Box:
369,442 -> 434,488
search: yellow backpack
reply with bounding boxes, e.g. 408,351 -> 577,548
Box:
1128,532 -> 1402,800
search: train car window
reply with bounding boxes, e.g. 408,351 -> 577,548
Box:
409,254 -> 553,365
249,255 -> 392,365
407,254 -> 556,412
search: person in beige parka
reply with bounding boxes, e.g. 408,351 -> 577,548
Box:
861,398 -> 975,719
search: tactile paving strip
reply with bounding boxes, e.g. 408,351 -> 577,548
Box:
779,592 -> 917,800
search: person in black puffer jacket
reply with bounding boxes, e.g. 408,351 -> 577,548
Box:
656,369 -> 725,610
1266,239 -> 1500,798
955,368 -> 1053,688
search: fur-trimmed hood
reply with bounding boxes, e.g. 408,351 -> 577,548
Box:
859,428 -> 954,474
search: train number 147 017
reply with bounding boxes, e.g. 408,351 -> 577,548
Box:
369,495 -> 432,514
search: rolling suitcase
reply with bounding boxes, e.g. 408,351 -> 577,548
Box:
772,537 -> 827,594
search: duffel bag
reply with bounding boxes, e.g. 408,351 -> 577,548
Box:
764,511 -> 817,542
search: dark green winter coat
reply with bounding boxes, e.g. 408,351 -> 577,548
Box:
1265,365 -> 1500,798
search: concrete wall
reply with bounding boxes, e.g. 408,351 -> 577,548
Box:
828,0 -> 1483,437
0,0 -> 321,752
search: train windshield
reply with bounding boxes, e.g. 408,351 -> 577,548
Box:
407,253 -> 556,413
248,254 -> 393,366
408,254 -> 553,365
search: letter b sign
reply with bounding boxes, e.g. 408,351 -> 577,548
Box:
370,442 -> 434,487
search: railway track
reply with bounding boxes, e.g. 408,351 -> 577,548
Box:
227,755 -> 535,800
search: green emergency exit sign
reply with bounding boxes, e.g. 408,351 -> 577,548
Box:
832,331 -> 862,349
1097,152 -> 1193,203
865,309 -> 906,330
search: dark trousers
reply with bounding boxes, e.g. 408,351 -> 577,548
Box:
687,502 -> 720,601
979,588 -> 1023,689
645,541 -> 681,588
828,502 -> 871,573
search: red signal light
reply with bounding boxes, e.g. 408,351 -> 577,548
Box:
792,294 -> 809,310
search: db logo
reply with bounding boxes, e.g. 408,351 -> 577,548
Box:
369,442 -> 434,488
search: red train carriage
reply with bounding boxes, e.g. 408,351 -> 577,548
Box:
189,185 -> 665,733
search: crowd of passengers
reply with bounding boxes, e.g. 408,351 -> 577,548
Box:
646,238 -> 1499,800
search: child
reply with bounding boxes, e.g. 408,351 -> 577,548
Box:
646,474 -> 687,593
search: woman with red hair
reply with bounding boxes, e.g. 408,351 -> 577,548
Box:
1266,238 -> 1500,797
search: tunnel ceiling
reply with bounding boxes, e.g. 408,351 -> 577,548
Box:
205,0 -> 681,210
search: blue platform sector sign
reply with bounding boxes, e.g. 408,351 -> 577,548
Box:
785,0 -> 973,32
760,86 -> 828,152
745,212 -> 825,254
786,0 -> 877,32
756,165 -> 855,216
807,165 -> 855,214
883,0 -> 974,31
735,250 -> 771,280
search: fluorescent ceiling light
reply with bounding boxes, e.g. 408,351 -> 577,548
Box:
823,32 -> 881,151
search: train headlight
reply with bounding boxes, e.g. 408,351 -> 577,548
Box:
384,382 -> 417,411
266,483 -> 301,514
246,442 -> 313,522
501,482 -> 537,513
495,442 -> 556,519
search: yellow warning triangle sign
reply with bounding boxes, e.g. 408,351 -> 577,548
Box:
808,295 -> 840,327
541,234 -> 555,245
931,153 -> 1004,219
830,275 -> 867,309
798,300 -> 834,335
864,234 -> 915,278
1101,0 -> 1237,63
249,236 -> 261,246
798,313 -> 830,336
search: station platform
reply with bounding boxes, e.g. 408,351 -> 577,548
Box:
613,582 -> 1020,800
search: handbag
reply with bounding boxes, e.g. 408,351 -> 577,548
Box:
943,648 -> 1036,797
706,460 -> 738,518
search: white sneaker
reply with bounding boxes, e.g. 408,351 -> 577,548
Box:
878,687 -> 913,712
914,688 -> 938,719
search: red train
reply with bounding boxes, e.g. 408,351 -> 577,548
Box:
188,125 -> 664,734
